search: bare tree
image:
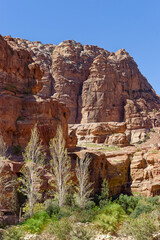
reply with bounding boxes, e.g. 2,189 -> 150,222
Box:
49,125 -> 71,207
19,124 -> 46,217
75,154 -> 93,209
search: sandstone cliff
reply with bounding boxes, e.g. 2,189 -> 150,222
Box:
0,35 -> 160,201
3,35 -> 160,127
0,35 -> 70,149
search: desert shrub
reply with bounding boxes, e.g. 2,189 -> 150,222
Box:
117,194 -> 139,214
76,206 -> 100,223
85,200 -> 96,210
150,128 -> 155,133
70,224 -> 93,240
98,179 -> 109,208
2,227 -> 22,240
152,149 -> 158,154
65,182 -> 76,207
45,199 -> 60,217
23,202 -> 45,219
22,211 -> 50,233
120,211 -> 160,240
94,203 -> 126,233
143,132 -> 150,142
131,203 -> 153,218
130,196 -> 159,218
56,207 -> 73,220
146,195 -> 159,205
50,217 -> 72,240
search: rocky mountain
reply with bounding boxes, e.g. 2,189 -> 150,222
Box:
3,35 -> 160,125
0,34 -> 160,205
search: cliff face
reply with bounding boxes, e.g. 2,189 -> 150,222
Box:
0,35 -> 70,148
3,36 -> 160,125
0,35 -> 160,200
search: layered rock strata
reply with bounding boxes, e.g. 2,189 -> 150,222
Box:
130,150 -> 160,196
0,34 -> 160,203
69,122 -> 129,147
3,35 -> 160,126
0,35 -> 70,149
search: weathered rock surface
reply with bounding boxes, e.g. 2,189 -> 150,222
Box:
73,150 -> 131,196
0,35 -> 43,94
3,35 -> 160,125
130,150 -> 160,196
0,34 -> 160,202
69,122 -> 129,146
0,35 -> 71,149
0,92 -> 70,148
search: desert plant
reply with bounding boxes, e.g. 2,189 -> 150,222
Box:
94,203 -> 126,233
76,206 -> 99,223
120,211 -> 160,240
45,199 -> 60,217
117,194 -> 139,214
65,181 -> 76,207
22,211 -> 50,233
50,217 -> 72,240
2,227 -> 22,240
49,125 -> 71,207
75,154 -> 93,209
130,196 -> 159,218
152,149 -> 158,154
70,224 -> 93,240
98,178 -> 109,208
23,202 -> 45,219
19,124 -> 46,217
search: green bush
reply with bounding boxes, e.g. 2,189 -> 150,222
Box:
50,217 -> 72,240
76,206 -> 100,223
131,203 -> 153,218
22,211 -> 50,233
94,203 -> 126,233
23,202 -> 45,219
117,194 -> 139,214
65,182 -> 76,207
85,200 -> 96,210
2,227 -> 22,240
120,211 -> 159,240
45,199 -> 60,217
130,195 -> 159,218
146,195 -> 159,205
56,207 -> 73,220
98,179 -> 109,208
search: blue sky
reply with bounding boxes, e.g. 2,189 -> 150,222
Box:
1,0 -> 160,94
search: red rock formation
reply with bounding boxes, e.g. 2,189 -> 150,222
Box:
0,34 -> 160,200
0,35 -> 70,149
70,149 -> 131,196
69,122 -> 129,147
130,150 -> 160,196
3,36 -> 159,125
